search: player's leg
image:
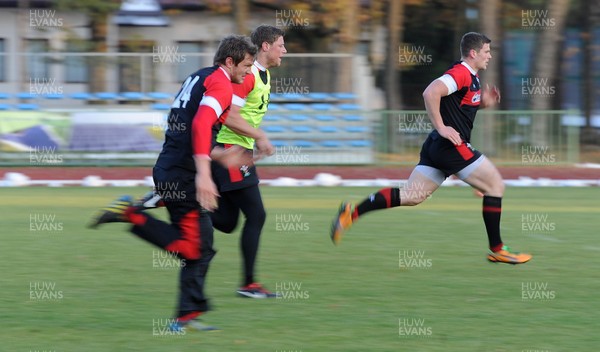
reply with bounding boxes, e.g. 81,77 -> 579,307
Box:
171,207 -> 218,331
209,191 -> 240,234
459,156 -> 531,264
330,165 -> 443,245
230,185 -> 275,298
88,195 -> 189,252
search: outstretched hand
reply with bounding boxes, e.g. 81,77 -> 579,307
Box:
481,84 -> 501,108
211,145 -> 253,168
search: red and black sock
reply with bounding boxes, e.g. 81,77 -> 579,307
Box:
482,195 -> 503,252
353,188 -> 401,220
177,311 -> 201,322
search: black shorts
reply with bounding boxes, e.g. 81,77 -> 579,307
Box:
211,143 -> 259,192
153,165 -> 204,206
418,131 -> 482,178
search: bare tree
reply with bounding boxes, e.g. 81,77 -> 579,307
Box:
479,0 -> 501,155
54,0 -> 121,93
385,0 -> 403,111
233,0 -> 249,35
529,0 -> 571,146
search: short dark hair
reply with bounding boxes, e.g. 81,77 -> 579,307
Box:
460,32 -> 491,58
251,25 -> 285,48
213,35 -> 257,66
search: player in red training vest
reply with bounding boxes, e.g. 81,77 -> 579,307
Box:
88,35 -> 263,331
331,32 -> 531,265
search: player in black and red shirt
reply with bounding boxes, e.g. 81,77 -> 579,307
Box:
89,35 -> 261,331
331,32 -> 531,265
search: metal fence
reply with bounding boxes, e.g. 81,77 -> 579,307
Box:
376,110 -> 584,165
0,108 -> 588,166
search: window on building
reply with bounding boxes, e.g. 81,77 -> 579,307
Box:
176,42 -> 208,82
65,40 -> 89,83
27,39 -> 49,80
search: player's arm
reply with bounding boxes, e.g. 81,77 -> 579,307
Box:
480,84 -> 501,109
191,76 -> 233,211
223,105 -> 274,157
423,76 -> 462,146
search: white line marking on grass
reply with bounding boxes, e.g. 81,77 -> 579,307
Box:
582,246 -> 600,251
526,233 -> 562,242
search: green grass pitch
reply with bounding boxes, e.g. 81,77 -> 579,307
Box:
2,186 -> 599,351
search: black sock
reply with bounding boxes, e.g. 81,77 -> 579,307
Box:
482,195 -> 503,251
354,188 -> 401,219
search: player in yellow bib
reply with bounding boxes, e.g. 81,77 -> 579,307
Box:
211,25 -> 286,298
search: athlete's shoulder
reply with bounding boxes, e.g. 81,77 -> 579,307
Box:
444,61 -> 472,88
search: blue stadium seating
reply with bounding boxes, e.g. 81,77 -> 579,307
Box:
281,93 -> 305,101
271,140 -> 288,147
95,92 -> 119,100
332,92 -> 356,100
147,92 -> 172,100
321,140 -> 343,148
151,103 -> 171,110
17,92 -> 36,100
121,92 -> 145,100
0,93 -> 10,99
288,114 -> 309,122
263,114 -> 283,122
284,103 -> 307,111
342,115 -> 363,122
318,126 -> 338,133
310,103 -> 334,111
306,92 -> 331,101
17,103 -> 39,110
291,125 -> 312,133
292,140 -> 317,148
346,126 -> 369,133
315,115 -> 335,122
0,103 -> 11,110
338,103 -> 361,110
263,125 -> 286,133
43,93 -> 64,99
349,140 -> 372,147
70,92 -> 93,100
